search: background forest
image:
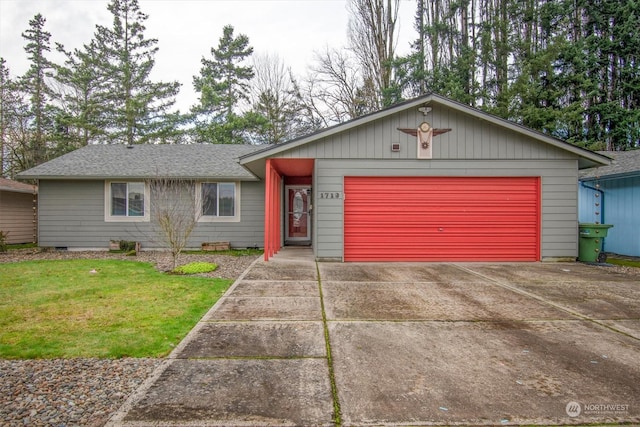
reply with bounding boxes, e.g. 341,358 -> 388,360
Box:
1,0 -> 638,178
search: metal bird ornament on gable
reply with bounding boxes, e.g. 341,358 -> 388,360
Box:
418,122 -> 432,149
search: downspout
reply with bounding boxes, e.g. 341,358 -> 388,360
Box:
32,181 -> 38,245
580,180 -> 606,251
580,181 -> 605,224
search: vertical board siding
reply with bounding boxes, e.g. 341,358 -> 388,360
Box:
38,180 -> 264,249
579,176 -> 640,256
343,177 -> 540,261
0,190 -> 37,244
287,105 -> 573,163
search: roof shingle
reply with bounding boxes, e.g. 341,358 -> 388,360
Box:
17,144 -> 264,180
580,150 -> 640,180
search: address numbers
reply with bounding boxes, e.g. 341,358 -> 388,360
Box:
319,192 -> 342,199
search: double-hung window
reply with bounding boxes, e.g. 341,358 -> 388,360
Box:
200,182 -> 239,221
105,181 -> 149,221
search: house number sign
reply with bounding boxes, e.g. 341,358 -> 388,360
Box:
319,192 -> 342,199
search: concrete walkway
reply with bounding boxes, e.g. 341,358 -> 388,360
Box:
108,248 -> 640,426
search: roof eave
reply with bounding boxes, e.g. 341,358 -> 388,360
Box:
0,187 -> 36,194
580,171 -> 640,182
239,93 -> 611,168
16,174 -> 261,182
427,96 -> 612,168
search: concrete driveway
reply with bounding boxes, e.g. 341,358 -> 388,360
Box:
108,249 -> 640,426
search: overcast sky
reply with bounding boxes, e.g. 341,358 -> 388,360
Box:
0,0 -> 417,111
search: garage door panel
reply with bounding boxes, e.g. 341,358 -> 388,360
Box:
344,177 -> 540,261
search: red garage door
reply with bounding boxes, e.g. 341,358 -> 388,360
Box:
344,177 -> 540,261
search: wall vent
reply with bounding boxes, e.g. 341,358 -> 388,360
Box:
391,143 -> 400,152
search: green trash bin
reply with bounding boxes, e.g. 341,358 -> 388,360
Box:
578,223 -> 613,263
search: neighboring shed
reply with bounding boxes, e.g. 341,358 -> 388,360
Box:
0,177 -> 38,244
579,150 -> 640,257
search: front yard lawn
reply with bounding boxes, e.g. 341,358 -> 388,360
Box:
0,259 -> 232,359
607,257 -> 640,268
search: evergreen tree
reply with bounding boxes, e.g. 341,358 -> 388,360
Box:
20,13 -> 54,167
53,41 -> 108,148
91,0 -> 180,144
0,59 -> 27,177
508,1 -> 569,135
582,0 -> 640,150
192,25 -> 261,144
397,0 -> 639,150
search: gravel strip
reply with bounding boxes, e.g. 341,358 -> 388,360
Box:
0,249 -> 259,427
0,358 -> 162,427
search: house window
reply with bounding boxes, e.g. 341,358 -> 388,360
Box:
199,182 -> 240,222
105,181 -> 149,222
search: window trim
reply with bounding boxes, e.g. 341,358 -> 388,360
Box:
197,181 -> 241,223
104,181 -> 150,222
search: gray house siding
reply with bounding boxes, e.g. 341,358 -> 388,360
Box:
38,180 -> 264,250
276,106 -> 571,162
313,159 -> 579,261
267,103 -> 585,261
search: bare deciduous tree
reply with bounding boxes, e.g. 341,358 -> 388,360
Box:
250,53 -> 306,144
348,0 -> 400,107
299,48 -> 375,126
147,178 -> 201,270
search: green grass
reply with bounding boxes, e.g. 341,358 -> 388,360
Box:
607,257 -> 640,268
0,259 -> 233,359
184,248 -> 263,257
6,243 -> 38,250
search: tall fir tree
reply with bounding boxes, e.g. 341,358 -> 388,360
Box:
53,41 -> 108,148
192,25 -> 263,144
91,0 -> 180,144
582,0 -> 640,150
20,14 -> 54,167
397,0 -> 640,150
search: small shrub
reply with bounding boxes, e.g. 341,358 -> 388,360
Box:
119,240 -> 137,252
172,262 -> 218,275
0,230 -> 8,253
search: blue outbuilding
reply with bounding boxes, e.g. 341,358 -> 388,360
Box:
579,150 -> 640,257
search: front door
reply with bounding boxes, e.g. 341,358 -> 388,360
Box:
285,186 -> 311,243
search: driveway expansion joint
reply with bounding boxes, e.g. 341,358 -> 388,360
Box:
452,263 -> 640,342
316,261 -> 342,427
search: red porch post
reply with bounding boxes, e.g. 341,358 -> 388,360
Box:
264,159 -> 281,261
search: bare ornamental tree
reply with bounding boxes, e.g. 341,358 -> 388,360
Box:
147,177 -> 202,270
